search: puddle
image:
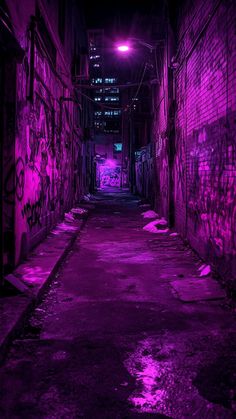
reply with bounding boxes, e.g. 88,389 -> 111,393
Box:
124,338 -> 172,413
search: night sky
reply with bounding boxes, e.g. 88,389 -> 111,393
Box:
81,0 -> 164,37
81,0 -> 166,81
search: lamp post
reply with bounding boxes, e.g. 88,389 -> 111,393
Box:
116,38 -> 159,192
117,38 -> 157,53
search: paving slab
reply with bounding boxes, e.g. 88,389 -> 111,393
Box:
171,277 -> 226,302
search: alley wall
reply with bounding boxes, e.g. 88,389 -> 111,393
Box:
152,0 -> 236,282
175,0 -> 236,282
2,0 -> 91,271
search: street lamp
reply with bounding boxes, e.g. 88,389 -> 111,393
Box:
116,38 -> 160,83
117,45 -> 130,52
115,37 -> 161,192
116,38 -> 158,54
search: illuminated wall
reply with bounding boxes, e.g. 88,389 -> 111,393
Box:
2,0 -> 89,269
174,0 -> 236,281
152,0 -> 236,282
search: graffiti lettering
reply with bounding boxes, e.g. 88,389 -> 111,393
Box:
4,157 -> 25,203
99,166 -> 121,188
22,198 -> 42,230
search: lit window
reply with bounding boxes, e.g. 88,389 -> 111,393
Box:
94,111 -> 102,116
90,55 -> 100,60
91,78 -> 103,84
94,97 -> 102,101
93,63 -> 100,68
104,87 -> 119,93
104,110 -> 121,116
104,96 -> 119,102
104,78 -> 117,84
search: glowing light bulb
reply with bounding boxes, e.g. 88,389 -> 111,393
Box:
117,45 -> 129,52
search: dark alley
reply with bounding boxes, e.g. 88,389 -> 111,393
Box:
1,0 -> 236,417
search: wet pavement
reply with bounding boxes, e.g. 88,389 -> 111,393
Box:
0,190 -> 236,418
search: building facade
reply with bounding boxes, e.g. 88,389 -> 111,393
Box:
0,0 -> 92,278
88,29 -> 123,188
151,0 -> 236,284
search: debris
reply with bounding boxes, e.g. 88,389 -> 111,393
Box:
71,207 -> 88,215
64,212 -> 75,222
155,228 -> 169,234
82,193 -> 96,202
141,210 -> 159,219
156,218 -> 168,226
199,265 -> 211,277
51,222 -> 77,235
83,195 -> 90,202
64,207 -> 88,222
70,207 -> 88,218
143,218 -> 169,234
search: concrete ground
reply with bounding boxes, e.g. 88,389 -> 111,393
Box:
0,190 -> 236,418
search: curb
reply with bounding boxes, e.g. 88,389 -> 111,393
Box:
0,215 -> 88,364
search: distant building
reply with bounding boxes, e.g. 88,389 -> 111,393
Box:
88,29 -> 123,187
88,30 -> 122,136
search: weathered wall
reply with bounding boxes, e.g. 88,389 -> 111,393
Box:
2,0 -> 89,269
152,44 -> 169,218
135,144 -> 154,204
174,0 -> 236,281
152,23 -> 175,222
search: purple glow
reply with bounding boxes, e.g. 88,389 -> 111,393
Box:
105,159 -> 117,168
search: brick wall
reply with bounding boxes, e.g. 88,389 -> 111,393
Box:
174,0 -> 236,282
2,0 -> 89,269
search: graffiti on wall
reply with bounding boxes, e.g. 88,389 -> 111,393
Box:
98,165 -> 121,188
2,64 -> 18,268
4,157 -> 25,204
187,112 -> 236,276
22,93 -> 56,230
22,198 -> 42,230
174,128 -> 186,202
135,145 -> 154,203
2,30 -> 83,268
